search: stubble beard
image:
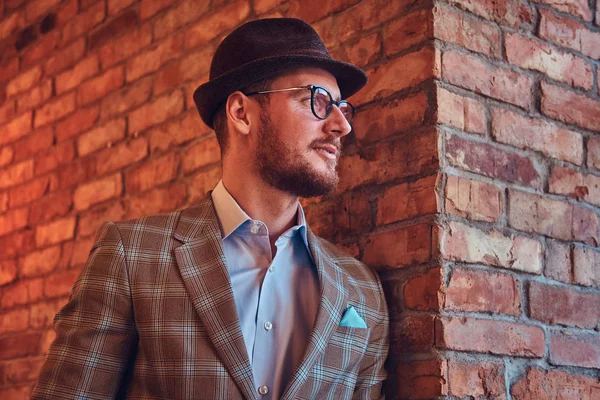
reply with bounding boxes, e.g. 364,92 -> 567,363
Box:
255,111 -> 340,198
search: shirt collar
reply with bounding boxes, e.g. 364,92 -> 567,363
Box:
211,180 -> 309,248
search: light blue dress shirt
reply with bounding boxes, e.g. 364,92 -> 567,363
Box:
211,181 -> 320,399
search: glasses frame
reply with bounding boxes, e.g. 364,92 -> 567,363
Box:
244,85 -> 355,124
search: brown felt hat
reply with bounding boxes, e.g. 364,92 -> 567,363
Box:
193,18 -> 368,128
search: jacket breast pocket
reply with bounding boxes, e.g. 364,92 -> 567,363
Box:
322,326 -> 371,372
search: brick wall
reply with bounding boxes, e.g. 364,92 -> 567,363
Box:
0,0 -> 599,398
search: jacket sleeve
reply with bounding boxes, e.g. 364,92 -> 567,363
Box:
352,273 -> 390,400
32,222 -> 138,400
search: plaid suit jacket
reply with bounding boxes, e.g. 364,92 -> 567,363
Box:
32,196 -> 389,399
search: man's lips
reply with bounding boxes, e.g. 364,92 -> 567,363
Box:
312,142 -> 341,160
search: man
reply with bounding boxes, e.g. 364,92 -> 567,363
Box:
33,18 -> 389,400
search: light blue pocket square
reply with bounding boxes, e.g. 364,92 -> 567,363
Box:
339,306 -> 367,328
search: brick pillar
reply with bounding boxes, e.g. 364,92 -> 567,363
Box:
1,1 -> 599,399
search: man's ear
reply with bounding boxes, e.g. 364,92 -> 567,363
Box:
225,91 -> 254,136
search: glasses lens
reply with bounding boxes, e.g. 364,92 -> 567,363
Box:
338,101 -> 355,123
312,87 -> 332,119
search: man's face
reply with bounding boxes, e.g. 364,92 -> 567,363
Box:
252,68 -> 353,198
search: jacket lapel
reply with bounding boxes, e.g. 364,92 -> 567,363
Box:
173,197 -> 257,400
281,227 -> 349,400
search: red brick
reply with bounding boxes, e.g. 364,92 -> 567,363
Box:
99,23 -> 152,69
184,0 -> 250,49
1,278 -> 43,308
336,0 -> 424,43
55,106 -> 99,142
390,315 -> 435,354
154,46 -> 213,95
571,204 -> 598,245
6,66 -> 42,98
125,152 -> 179,193
442,221 -> 542,273
550,333 -> 600,369
5,358 -> 45,383
377,175 -> 438,225
0,259 -> 18,287
493,108 -> 583,165
403,267 -> 442,311
508,190 -> 572,240
436,317 -> 545,357
78,66 -> 125,105
0,229 -> 35,258
312,16 -> 336,49
537,0 -> 592,21
35,91 -> 76,128
148,110 -> 208,152
0,112 -> 32,146
152,0 -> 210,40
448,359 -> 505,399
89,9 -> 138,50
0,207 -> 29,236
445,268 -> 521,315
61,1 -> 105,45
338,130 -> 438,192
445,133 -> 542,189
511,367 -> 600,399
44,269 -> 79,298
549,166 -> 600,207
545,239 -> 571,283
0,58 -> 19,85
397,359 -> 447,399
74,173 -> 123,211
443,0 -> 534,29
541,82 -> 600,132
35,216 -> 76,246
78,201 -> 125,237
55,56 -> 99,95
573,246 -> 600,288
9,175 -> 50,207
0,332 -> 40,359
30,299 -> 63,328
539,9 -> 600,60
506,33 -> 593,90
434,4 -> 501,57
0,99 -> 16,125
254,0 -> 285,14
58,157 -> 96,190
29,191 -> 72,225
54,0 -> 77,27
588,137 -> 600,170
353,47 -> 433,106
529,281 -> 600,329
25,0 -> 61,22
335,32 -> 381,69
181,136 -> 220,174
0,10 -> 24,41
100,76 -> 152,120
44,37 -> 86,76
127,182 -> 187,219
70,237 -> 95,267
382,8 -> 432,56
287,0 -> 358,22
35,141 -> 75,175
77,118 -> 126,157
96,137 -> 148,175
19,245 -> 61,279
445,175 -> 502,222
442,50 -> 532,110
437,87 -> 486,134
364,223 -> 432,269
353,91 -> 428,145
0,386 -> 31,399
0,159 -> 33,190
0,145 -> 14,168
0,191 -> 8,212
12,126 -> 54,162
21,31 -> 60,67
187,166 -> 222,204
140,0 -> 176,19
16,79 -> 53,112
126,34 -> 183,82
108,0 -> 136,15
128,91 -> 184,134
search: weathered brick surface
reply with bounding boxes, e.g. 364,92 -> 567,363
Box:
73,173 -> 123,211
403,267 -> 442,311
78,66 -> 125,105
376,175 -> 438,225
544,239 -> 571,283
443,0 -> 534,29
437,87 -> 486,134
55,56 -> 99,94
549,166 -> 600,207
511,367 -> 600,399
541,82 -> 600,132
573,246 -> 600,288
128,90 -> 184,134
390,315 -> 435,354
364,223 -> 432,269
550,333 -> 600,369
383,8 -> 432,56
448,359 -> 506,399
34,92 -> 76,128
35,217 -> 76,247
539,9 -> 600,60
536,0 -> 592,21
125,152 -> 179,193
77,118 -> 126,157
445,175 -> 502,222
19,245 -> 61,279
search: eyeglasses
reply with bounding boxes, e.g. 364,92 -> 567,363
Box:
244,85 -> 355,124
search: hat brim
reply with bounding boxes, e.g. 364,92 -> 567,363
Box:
193,54 -> 368,128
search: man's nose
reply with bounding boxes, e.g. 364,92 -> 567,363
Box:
325,105 -> 352,138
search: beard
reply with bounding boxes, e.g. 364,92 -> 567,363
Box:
254,111 -> 340,198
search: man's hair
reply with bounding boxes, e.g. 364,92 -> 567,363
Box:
212,77 -> 275,154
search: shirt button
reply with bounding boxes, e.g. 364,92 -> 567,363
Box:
258,385 -> 269,395
250,225 -> 259,234
268,266 -> 274,273
264,321 -> 272,331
